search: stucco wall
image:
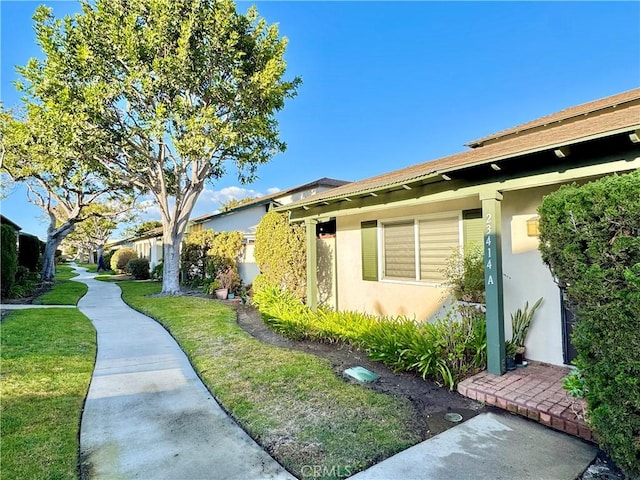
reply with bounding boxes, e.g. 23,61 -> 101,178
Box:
501,186 -> 566,366
200,206 -> 266,236
335,197 -> 479,320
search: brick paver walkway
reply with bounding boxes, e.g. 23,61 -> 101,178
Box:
458,361 -> 592,441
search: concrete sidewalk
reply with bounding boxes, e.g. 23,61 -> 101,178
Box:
349,411 -> 596,480
73,266 -> 293,479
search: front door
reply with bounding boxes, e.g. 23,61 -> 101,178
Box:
560,288 -> 578,364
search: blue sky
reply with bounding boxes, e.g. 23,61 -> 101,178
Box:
2,1 -> 639,240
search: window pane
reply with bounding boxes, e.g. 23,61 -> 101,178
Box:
384,222 -> 416,279
419,215 -> 459,282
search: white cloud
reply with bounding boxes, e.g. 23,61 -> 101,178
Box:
266,187 -> 281,195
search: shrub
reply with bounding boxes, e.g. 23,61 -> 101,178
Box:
18,233 -> 42,272
441,245 -> 485,303
181,230 -> 243,284
110,248 -> 137,273
151,261 -> 163,280
254,211 -> 306,301
125,258 -> 150,279
538,170 -> 640,477
1,225 -> 18,298
102,250 -> 114,272
253,286 -> 487,390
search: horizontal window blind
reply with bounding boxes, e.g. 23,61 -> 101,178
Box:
419,215 -> 459,282
384,221 -> 416,279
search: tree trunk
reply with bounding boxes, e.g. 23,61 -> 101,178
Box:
41,221 -> 75,282
162,240 -> 182,294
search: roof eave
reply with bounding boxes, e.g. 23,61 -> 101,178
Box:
280,124 -> 639,214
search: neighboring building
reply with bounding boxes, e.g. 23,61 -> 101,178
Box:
106,227 -> 163,270
188,178 -> 349,286
278,88 -> 640,374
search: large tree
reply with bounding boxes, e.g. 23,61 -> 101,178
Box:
62,201 -> 135,263
0,105 -> 122,281
29,0 -> 300,294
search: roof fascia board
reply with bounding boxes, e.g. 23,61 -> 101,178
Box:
288,156 -> 639,222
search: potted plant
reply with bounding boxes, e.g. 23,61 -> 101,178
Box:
505,340 -> 518,371
214,268 -> 240,300
510,297 -> 543,365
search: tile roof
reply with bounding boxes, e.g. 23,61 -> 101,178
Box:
467,88 -> 640,147
283,90 -> 640,208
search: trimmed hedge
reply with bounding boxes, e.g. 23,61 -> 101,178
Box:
110,247 -> 137,273
126,258 -> 150,280
1,225 -> 18,297
18,233 -> 42,272
254,211 -> 306,301
538,171 -> 640,478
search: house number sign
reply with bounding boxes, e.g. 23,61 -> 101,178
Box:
485,213 -> 494,286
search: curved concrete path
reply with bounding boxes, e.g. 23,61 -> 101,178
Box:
74,266 -> 293,479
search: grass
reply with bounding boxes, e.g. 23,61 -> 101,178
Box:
34,264 -> 88,305
118,281 -> 422,480
0,308 -> 96,479
78,263 -> 115,275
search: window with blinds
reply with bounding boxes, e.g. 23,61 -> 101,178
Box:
378,213 -> 461,283
383,221 -> 416,279
419,215 -> 460,282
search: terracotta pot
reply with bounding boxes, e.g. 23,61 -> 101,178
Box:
214,288 -> 228,300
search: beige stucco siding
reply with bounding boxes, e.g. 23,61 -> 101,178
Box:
501,186 -> 565,366
335,197 -> 479,319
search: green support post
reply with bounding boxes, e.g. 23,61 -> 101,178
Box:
305,218 -> 318,311
481,191 -> 506,375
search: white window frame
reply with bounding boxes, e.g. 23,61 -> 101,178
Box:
378,211 -> 462,285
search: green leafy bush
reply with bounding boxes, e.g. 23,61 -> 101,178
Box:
538,170 -> 640,477
151,261 -> 163,280
125,258 -> 150,280
253,286 -> 487,389
102,250 -> 114,272
110,247 -> 137,273
18,233 -> 42,272
181,230 -> 243,284
254,211 -> 306,301
441,246 -> 485,303
1,225 -> 18,298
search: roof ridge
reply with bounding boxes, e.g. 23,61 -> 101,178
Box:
466,87 -> 640,147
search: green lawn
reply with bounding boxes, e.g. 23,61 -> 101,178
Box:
118,281 -> 422,480
34,264 -> 87,305
0,309 -> 96,479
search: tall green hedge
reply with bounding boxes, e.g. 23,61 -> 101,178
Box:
254,211 -> 306,300
538,170 -> 640,478
1,225 -> 18,297
18,233 -> 42,272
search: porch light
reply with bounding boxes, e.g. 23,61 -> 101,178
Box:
629,129 -> 640,143
441,174 -> 452,181
490,163 -> 501,171
527,216 -> 540,237
554,146 -> 571,158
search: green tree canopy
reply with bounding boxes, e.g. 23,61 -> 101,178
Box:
22,0 -> 299,293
